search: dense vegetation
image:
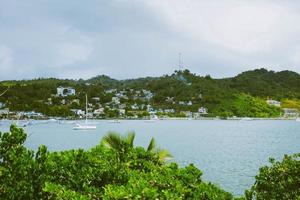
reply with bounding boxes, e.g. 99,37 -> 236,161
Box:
0,125 -> 234,199
1,125 -> 299,199
0,68 -> 299,118
246,153 -> 300,200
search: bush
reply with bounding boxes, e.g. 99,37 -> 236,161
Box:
0,125 -> 236,199
2,125 -> 299,199
246,154 -> 300,200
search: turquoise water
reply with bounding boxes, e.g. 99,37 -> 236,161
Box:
1,119 -> 300,196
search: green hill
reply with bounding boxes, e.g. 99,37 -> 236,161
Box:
0,68 -> 299,118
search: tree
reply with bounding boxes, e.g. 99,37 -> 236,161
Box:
100,131 -> 135,161
147,138 -> 172,164
101,132 -> 172,163
246,153 -> 300,200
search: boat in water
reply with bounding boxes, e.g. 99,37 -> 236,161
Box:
108,119 -> 121,123
240,117 -> 253,121
73,94 -> 97,130
73,123 -> 96,130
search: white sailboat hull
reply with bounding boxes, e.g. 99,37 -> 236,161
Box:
73,94 -> 97,130
73,124 -> 96,130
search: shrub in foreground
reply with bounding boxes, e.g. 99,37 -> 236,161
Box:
246,153 -> 300,200
0,125 -> 234,199
1,125 -> 300,199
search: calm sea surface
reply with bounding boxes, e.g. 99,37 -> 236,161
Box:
1,119 -> 300,196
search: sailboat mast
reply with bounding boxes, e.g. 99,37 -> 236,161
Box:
85,94 -> 88,124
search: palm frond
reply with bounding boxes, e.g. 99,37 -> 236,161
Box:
125,131 -> 135,148
100,131 -> 123,150
157,149 -> 173,163
147,138 -> 156,152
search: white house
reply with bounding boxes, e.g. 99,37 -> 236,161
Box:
92,97 -> 100,102
165,97 -> 174,103
71,109 -> 85,116
266,100 -> 281,107
0,108 -> 9,115
142,90 -> 154,100
67,88 -> 75,96
119,109 -> 126,115
164,109 -> 175,113
179,101 -> 185,105
94,108 -> 105,115
198,107 -> 208,114
23,111 -> 43,118
119,103 -> 126,109
57,86 -> 76,97
105,89 -> 117,94
147,104 -> 154,112
283,108 -> 299,118
0,102 -> 5,108
57,86 -> 64,96
112,97 -> 120,104
131,104 -> 139,110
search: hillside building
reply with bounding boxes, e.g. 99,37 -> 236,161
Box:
57,86 -> 76,97
266,100 -> 281,107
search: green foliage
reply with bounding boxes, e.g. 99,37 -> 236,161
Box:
1,68 -> 300,118
0,125 -> 238,199
0,125 -> 48,199
281,99 -> 300,111
43,182 -> 90,200
103,163 -> 233,200
1,126 -> 300,199
215,94 -> 281,118
246,154 -> 300,200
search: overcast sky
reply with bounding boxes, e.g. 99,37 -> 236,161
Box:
0,0 -> 300,80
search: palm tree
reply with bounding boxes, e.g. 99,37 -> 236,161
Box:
101,132 -> 172,163
147,138 -> 172,164
100,131 -> 135,161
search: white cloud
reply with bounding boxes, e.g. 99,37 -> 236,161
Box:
145,0 -> 300,55
0,0 -> 300,80
54,30 -> 94,67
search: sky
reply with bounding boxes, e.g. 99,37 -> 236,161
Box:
0,0 -> 300,80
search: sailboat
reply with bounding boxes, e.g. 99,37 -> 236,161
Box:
73,94 -> 96,130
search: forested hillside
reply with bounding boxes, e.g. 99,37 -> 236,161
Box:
0,68 -> 299,118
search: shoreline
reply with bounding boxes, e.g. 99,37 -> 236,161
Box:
1,117 -> 298,121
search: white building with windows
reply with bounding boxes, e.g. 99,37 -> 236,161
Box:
283,108 -> 299,118
198,107 -> 208,114
112,97 -> 120,105
266,100 -> 281,107
94,108 -> 105,115
57,86 -> 76,97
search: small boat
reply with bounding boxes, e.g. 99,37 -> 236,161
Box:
73,123 -> 96,130
47,118 -> 58,123
108,120 -> 121,123
240,117 -> 253,121
73,94 -> 97,130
